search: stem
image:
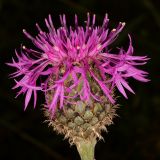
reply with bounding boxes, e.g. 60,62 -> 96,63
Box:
76,138 -> 96,160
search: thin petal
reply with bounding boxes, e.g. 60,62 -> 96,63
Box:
25,89 -> 32,110
116,80 -> 128,99
120,78 -> 135,94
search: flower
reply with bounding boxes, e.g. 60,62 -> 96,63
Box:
7,13 -> 150,160
7,13 -> 149,113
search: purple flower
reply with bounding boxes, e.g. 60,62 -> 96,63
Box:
7,13 -> 149,113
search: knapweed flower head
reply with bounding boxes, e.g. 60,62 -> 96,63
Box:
8,13 -> 149,114
8,14 -> 150,160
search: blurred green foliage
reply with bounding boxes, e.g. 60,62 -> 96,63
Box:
0,0 -> 160,159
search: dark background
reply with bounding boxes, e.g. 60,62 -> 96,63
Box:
0,0 -> 160,159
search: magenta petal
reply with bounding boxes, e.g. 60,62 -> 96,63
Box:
15,80 -> 42,90
126,35 -> 134,55
115,79 -> 128,99
49,85 -> 61,112
25,88 -> 32,110
33,90 -> 37,108
120,78 -> 135,94
133,74 -> 150,82
55,70 -> 70,83
90,69 -> 115,104
60,85 -> 64,109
